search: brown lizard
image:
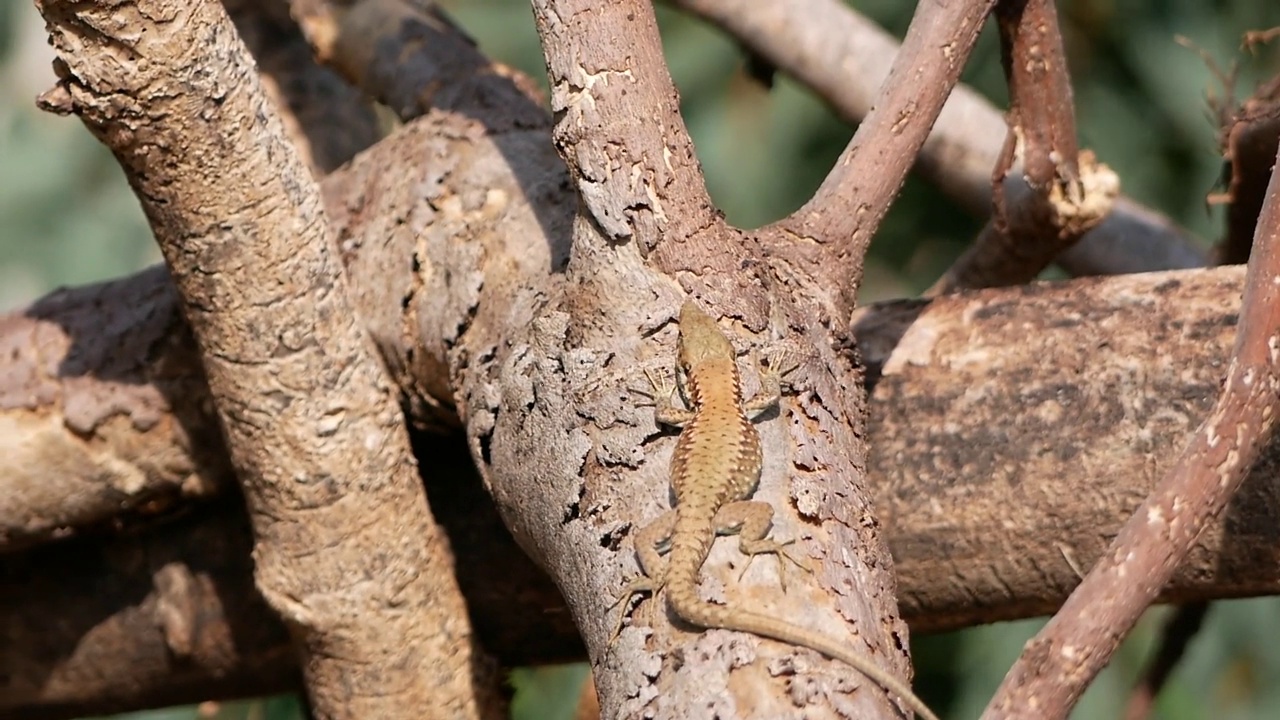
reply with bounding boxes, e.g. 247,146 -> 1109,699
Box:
615,300 -> 940,720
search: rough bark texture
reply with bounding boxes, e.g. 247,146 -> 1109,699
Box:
0,436 -> 576,720
33,1 -> 497,718
770,0 -> 998,313
926,0 -> 1117,295
224,1 -> 383,176
0,267 -> 231,552
861,266 -> 1278,630
509,0 -> 922,716
6,0 -> 1279,718
9,263 -> 1280,718
982,136 -> 1280,720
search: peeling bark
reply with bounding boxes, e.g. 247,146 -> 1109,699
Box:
10,266 -> 1280,718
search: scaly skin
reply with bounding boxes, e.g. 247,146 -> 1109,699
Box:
616,300 -> 940,720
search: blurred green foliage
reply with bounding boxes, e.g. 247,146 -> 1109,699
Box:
2,0 -> 1279,718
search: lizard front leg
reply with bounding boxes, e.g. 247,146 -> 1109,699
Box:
742,346 -> 797,419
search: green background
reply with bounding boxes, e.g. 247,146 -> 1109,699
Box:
2,1 -> 1279,718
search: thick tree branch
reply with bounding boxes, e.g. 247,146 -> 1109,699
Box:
33,1 -> 497,718
4,5 -> 1274,717
521,2 -> 920,718
1,436 -> 578,720
984,141 -> 1280,720
9,263 -> 1280,718
286,0 -> 548,125
672,0 -> 1206,277
223,0 -> 382,175
532,0 -> 714,254
3,3 -> 382,554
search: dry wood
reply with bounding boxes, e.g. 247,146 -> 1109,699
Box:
765,0 -> 998,315
9,263 -> 1280,718
926,0 -> 1116,294
1216,76 -> 1280,265
1,3 -> 379,554
6,1 -> 1280,718
223,1 -> 383,175
32,1 -> 497,718
526,0 -> 922,716
983,139 -> 1280,720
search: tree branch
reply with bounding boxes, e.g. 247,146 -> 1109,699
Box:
0,436 -> 578,720
766,0 -> 997,315
522,2 -> 923,718
33,1 -> 497,717
1122,603 -> 1209,720
983,136 -> 1280,720
671,0 -> 1205,277
926,0 -> 1118,294
532,0 -> 714,253
223,0 -> 383,175
1216,76 -> 1280,265
10,263 -> 1280,717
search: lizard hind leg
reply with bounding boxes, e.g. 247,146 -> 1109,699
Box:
609,572 -> 666,642
610,511 -> 677,641
715,501 -> 812,592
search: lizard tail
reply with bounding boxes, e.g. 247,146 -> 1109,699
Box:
668,593 -> 941,720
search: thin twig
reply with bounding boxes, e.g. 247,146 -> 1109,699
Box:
1123,603 -> 1210,720
983,139 -> 1280,720
1216,76 -> 1280,265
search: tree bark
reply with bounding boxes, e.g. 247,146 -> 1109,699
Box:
8,263 -> 1280,718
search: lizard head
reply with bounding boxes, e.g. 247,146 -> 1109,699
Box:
677,300 -> 736,371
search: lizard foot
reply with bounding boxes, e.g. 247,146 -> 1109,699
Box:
608,575 -> 664,642
759,345 -> 803,381
737,538 -> 812,592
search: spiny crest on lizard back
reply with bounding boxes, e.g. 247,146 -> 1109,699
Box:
677,301 -> 737,371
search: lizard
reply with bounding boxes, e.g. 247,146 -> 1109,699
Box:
614,299 -> 941,720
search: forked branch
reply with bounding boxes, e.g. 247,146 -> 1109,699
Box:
763,0 -> 994,314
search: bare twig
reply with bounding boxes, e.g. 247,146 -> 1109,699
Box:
926,0 -> 1116,294
1216,76 -> 1280,265
927,151 -> 1118,294
1123,603 -> 1210,720
767,0 -> 997,314
34,1 -> 497,718
675,0 -> 1204,278
983,139 -> 1280,720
